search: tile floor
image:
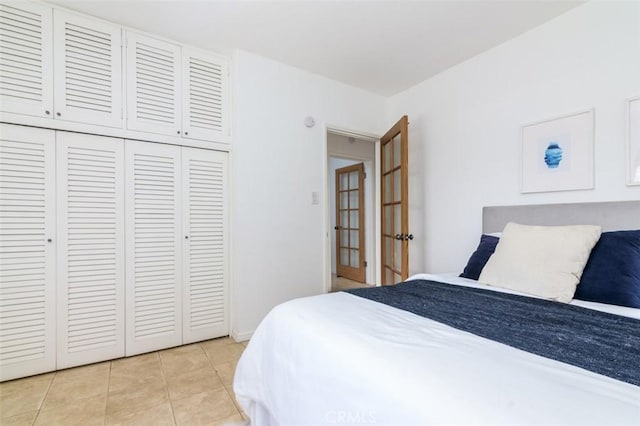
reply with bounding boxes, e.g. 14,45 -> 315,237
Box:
0,337 -> 249,425
331,274 -> 373,292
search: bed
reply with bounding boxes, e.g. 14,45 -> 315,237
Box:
234,201 -> 640,425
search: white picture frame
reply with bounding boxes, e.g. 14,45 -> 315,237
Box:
521,109 -> 594,193
627,96 -> 640,186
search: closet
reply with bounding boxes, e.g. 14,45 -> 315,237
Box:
0,1 -> 230,381
0,124 -> 229,381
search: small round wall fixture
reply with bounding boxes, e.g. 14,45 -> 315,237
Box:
304,116 -> 315,128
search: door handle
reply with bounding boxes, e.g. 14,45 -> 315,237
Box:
334,226 -> 340,230
395,233 -> 414,241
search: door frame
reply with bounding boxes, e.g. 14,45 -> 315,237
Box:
323,124 -> 381,293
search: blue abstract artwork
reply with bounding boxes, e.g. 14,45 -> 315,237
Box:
544,142 -> 563,168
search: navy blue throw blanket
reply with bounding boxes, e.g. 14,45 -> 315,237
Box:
347,280 -> 640,387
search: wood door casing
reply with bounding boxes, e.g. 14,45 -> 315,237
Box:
335,163 -> 366,283
381,116 -> 409,285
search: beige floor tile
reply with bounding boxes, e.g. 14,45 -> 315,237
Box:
109,360 -> 165,395
0,373 -> 54,418
166,366 -> 223,401
160,345 -> 212,377
199,337 -> 234,352
211,413 -> 245,425
106,401 -> 175,426
204,343 -> 245,366
224,385 -> 247,418
172,389 -> 238,425
0,410 -> 38,426
34,395 -> 106,426
214,360 -> 238,386
110,352 -> 160,376
42,362 -> 110,410
107,381 -> 169,416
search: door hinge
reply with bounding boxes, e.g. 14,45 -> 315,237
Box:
364,261 -> 368,267
363,172 -> 367,179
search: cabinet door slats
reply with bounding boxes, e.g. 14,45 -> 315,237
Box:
183,50 -> 228,143
53,10 -> 122,128
56,132 -> 125,369
0,124 -> 55,381
182,148 -> 228,343
126,33 -> 181,136
0,3 -> 52,117
125,141 -> 182,355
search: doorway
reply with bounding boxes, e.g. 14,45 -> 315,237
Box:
326,130 -> 378,290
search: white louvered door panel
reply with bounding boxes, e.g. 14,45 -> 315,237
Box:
126,32 -> 181,137
0,2 -> 53,118
182,48 -> 228,144
182,148 -> 228,343
0,124 -> 55,381
56,132 -> 124,369
125,140 -> 182,355
53,11 -> 122,128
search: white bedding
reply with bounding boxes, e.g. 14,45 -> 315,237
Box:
233,274 -> 640,425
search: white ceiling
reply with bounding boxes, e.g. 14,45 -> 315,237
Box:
50,0 -> 583,96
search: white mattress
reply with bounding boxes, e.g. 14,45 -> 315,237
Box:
233,274 -> 640,425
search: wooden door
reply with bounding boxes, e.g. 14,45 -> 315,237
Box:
56,131 -> 125,369
125,140 -> 182,355
53,10 -> 123,128
335,163 -> 366,282
381,116 -> 411,285
181,148 -> 229,343
0,124 -> 56,381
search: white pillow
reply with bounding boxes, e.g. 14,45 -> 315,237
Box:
478,222 -> 602,302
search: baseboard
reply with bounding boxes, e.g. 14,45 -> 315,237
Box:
231,329 -> 253,342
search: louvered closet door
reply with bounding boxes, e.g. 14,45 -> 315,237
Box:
182,148 -> 228,343
0,2 -> 53,117
0,124 -> 55,381
182,49 -> 228,144
56,132 -> 124,369
126,32 -> 181,137
53,11 -> 122,128
125,140 -> 182,355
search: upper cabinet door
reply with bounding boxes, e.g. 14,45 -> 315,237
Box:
126,32 -> 181,137
0,2 -> 53,118
182,48 -> 229,144
53,11 -> 122,128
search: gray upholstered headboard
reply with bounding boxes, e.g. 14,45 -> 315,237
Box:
483,201 -> 640,233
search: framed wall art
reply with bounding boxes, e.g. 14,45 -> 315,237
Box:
627,96 -> 640,186
521,109 -> 594,193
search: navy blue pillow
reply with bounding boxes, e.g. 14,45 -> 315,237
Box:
460,235 -> 499,280
574,230 -> 640,308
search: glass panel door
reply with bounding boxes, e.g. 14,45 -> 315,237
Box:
335,163 -> 366,282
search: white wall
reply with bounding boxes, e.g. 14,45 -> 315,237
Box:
231,50 -> 386,339
387,1 -> 640,275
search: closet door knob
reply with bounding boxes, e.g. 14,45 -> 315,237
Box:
45,110 -> 50,115
177,130 -> 181,135
56,112 -> 61,117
